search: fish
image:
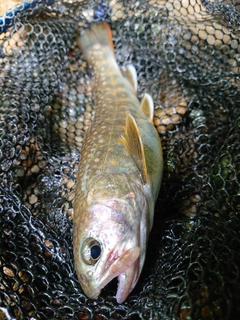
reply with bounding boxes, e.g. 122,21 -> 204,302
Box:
73,22 -> 163,304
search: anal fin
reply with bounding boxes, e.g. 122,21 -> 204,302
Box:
122,64 -> 137,92
121,113 -> 148,184
140,93 -> 154,121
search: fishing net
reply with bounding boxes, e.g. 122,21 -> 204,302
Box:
0,0 -> 240,319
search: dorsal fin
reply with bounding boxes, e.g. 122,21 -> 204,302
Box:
140,93 -> 154,121
121,113 -> 148,184
121,64 -> 137,92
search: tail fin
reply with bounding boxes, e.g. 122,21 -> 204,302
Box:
78,22 -> 114,55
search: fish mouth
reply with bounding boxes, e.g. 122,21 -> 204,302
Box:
86,246 -> 140,303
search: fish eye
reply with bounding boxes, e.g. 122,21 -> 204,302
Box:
90,244 -> 101,260
81,238 -> 102,265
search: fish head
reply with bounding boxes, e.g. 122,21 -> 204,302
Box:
73,184 -> 149,303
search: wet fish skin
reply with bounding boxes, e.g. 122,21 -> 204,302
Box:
73,23 -> 163,303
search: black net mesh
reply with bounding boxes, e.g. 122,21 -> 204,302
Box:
0,0 -> 240,319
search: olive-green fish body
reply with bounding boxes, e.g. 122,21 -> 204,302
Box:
73,23 -> 163,303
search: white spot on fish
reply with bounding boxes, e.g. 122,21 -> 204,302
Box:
81,163 -> 90,191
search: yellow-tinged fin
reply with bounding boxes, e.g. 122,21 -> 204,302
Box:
78,22 -> 114,55
121,113 -> 148,184
121,64 -> 138,92
140,93 -> 154,122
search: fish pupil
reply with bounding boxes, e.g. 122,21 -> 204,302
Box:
91,245 -> 101,260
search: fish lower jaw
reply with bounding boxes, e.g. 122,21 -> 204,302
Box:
87,246 -> 140,303
116,271 -> 137,304
94,268 -> 138,304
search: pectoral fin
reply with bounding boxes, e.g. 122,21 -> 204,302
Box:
140,93 -> 154,121
121,113 -> 148,184
122,64 -> 137,92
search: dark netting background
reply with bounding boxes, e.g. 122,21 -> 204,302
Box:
0,0 -> 240,319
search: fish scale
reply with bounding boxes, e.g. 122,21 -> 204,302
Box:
73,22 -> 163,304
77,58 -> 142,192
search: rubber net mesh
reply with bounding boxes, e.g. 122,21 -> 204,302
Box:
0,0 -> 240,319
